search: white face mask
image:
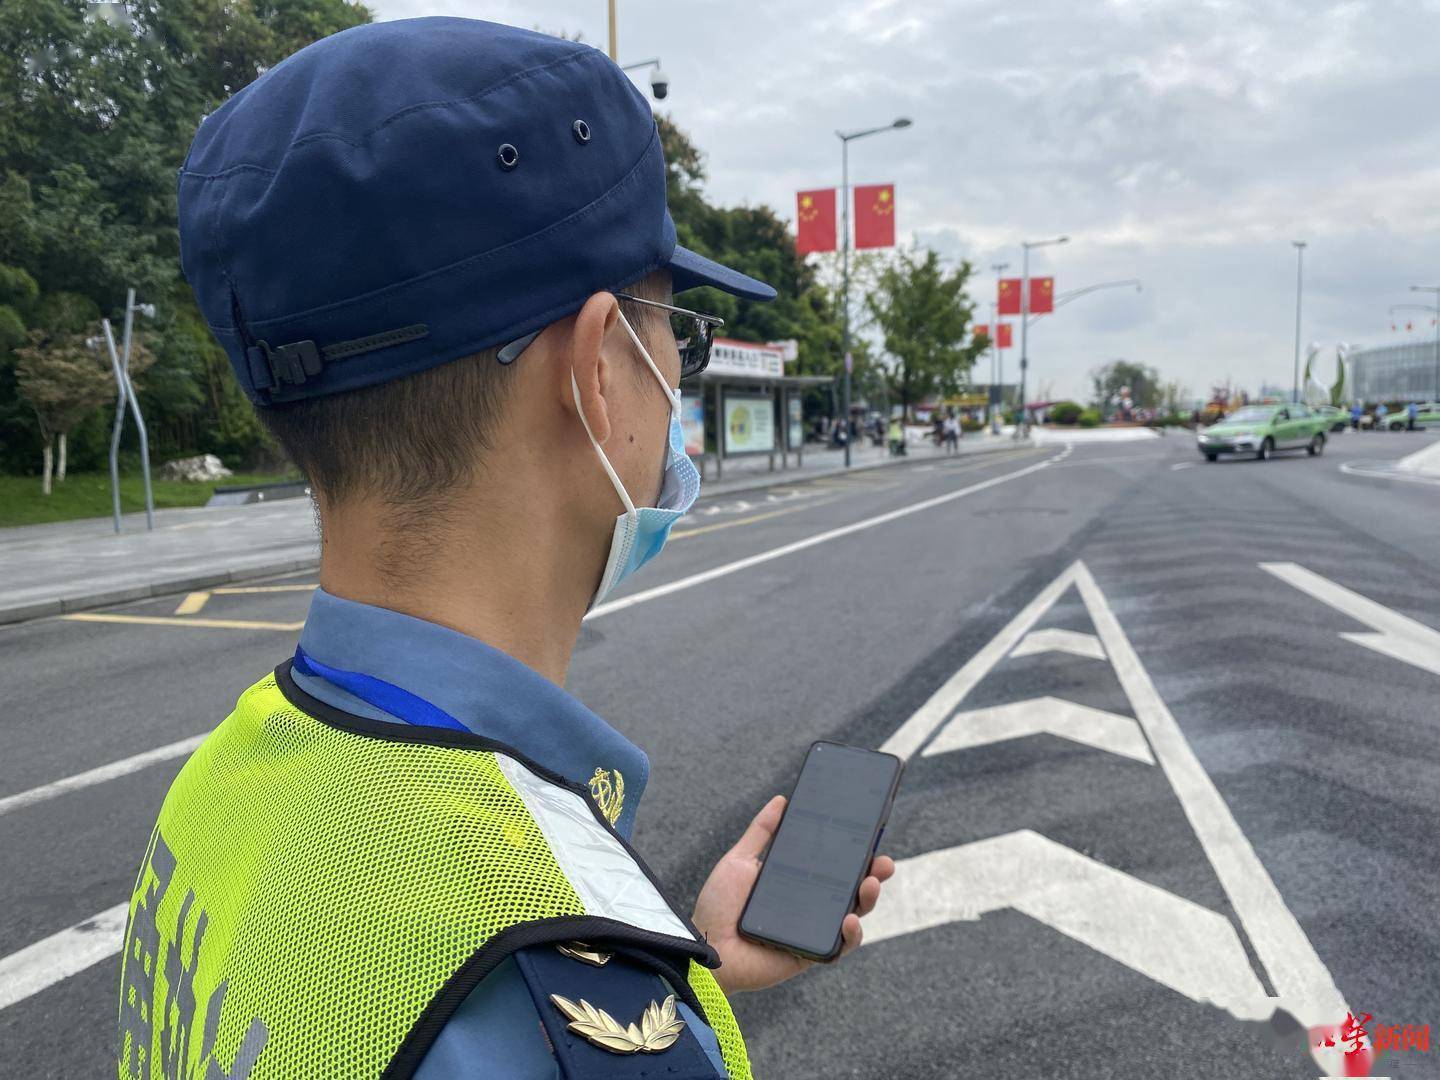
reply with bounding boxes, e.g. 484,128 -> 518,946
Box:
571,308 -> 701,609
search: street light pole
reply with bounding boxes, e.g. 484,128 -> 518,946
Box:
607,0 -> 617,59
990,261 -> 1008,433
1016,235 -> 1068,438
99,288 -> 157,532
837,116 -> 911,467
1292,241 -> 1307,403
1411,286 -> 1440,400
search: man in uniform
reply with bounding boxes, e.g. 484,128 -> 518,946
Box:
116,16 -> 893,1080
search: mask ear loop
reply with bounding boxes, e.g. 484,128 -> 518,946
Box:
616,304 -> 681,409
571,369 -> 637,517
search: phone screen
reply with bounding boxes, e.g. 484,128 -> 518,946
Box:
740,742 -> 901,960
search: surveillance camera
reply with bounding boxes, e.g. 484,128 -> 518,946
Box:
650,68 -> 669,100
138,303 -> 157,318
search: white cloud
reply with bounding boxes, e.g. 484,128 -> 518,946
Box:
367,0 -> 1440,401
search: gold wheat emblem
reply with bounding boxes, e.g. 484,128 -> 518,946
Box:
549,993 -> 686,1054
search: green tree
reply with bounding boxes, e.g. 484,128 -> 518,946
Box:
15,325 -> 152,491
1090,359 -> 1160,411
864,248 -> 983,415
0,0 -> 369,474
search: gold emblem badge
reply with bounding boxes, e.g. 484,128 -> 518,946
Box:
556,941 -> 612,967
549,993 -> 686,1054
587,767 -> 624,826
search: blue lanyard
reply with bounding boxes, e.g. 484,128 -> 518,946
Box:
292,645 -> 472,734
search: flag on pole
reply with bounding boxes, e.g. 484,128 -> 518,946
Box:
998,278 -> 1022,315
795,189 -> 837,254
974,323 -> 989,340
1029,277 -> 1055,314
853,184 -> 896,249
996,323 -> 1013,348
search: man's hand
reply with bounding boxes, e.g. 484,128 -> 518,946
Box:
691,795 -> 896,995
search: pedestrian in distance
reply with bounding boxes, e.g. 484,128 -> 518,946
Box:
1376,402 -> 1389,430
1351,403 -> 1362,431
888,415 -> 906,456
1408,400 -> 1419,430
118,19 -> 893,1080
943,409 -> 960,455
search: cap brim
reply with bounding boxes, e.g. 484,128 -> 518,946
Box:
667,245 -> 777,301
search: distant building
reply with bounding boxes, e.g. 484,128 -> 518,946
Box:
1346,341 -> 1440,404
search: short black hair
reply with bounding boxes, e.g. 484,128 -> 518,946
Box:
257,276 -> 671,512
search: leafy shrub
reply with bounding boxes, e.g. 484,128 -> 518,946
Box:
960,418 -> 984,433
1078,408 -> 1102,428
1049,401 -> 1083,425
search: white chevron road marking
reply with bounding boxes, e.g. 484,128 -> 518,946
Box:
863,830 -> 1271,1020
1261,561 -> 1440,678
924,696 -> 1154,764
876,559 -> 1353,1074
1010,627 -> 1106,661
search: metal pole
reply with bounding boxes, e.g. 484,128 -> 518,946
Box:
103,319 -> 126,534
990,261 -> 1008,434
120,288 -> 155,529
1291,241 -> 1306,403
607,0 -> 617,60
841,135 -> 852,468
1017,244 -> 1030,438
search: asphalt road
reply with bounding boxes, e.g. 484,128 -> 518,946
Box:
3,428 -> 1438,1078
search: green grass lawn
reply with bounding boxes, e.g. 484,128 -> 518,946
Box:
0,470 -> 303,528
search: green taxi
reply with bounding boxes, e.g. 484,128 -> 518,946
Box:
1381,402 -> 1440,430
1197,404 -> 1328,461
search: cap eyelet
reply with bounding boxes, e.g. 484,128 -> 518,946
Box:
497,143 -> 519,170
572,119 -> 591,144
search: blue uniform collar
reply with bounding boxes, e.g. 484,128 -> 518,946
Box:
292,588 -> 648,838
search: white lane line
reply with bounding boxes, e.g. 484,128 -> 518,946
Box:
1011,627 -> 1105,661
1170,461 -> 1198,471
1260,561 -> 1440,677
0,901 -> 129,1010
1339,458 -> 1440,488
587,445 -> 1067,622
0,734 -> 206,818
1074,561 -> 1349,1038
863,830 -> 1271,1020
924,697 -> 1154,764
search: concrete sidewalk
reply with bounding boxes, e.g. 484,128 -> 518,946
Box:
0,431 -> 1028,625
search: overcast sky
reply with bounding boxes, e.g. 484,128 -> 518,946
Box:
370,0 -> 1440,402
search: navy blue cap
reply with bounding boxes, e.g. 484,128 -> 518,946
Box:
177,17 -> 776,405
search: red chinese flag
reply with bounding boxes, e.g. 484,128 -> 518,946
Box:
1029,277 -> 1055,314
854,183 -> 896,249
795,188 -> 837,254
998,278 -> 1022,315
974,323 -> 989,341
997,323 -> 1013,348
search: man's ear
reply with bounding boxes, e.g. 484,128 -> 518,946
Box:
565,291 -> 621,446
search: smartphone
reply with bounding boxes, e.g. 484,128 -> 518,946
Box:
738,741 -> 903,962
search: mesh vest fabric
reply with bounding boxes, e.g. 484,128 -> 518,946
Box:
116,671 -> 751,1079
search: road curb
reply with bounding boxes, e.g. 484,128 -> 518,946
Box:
0,441 -> 1034,627
0,556 -> 320,627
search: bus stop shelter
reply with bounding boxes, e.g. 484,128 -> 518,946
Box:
680,338 -> 831,482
